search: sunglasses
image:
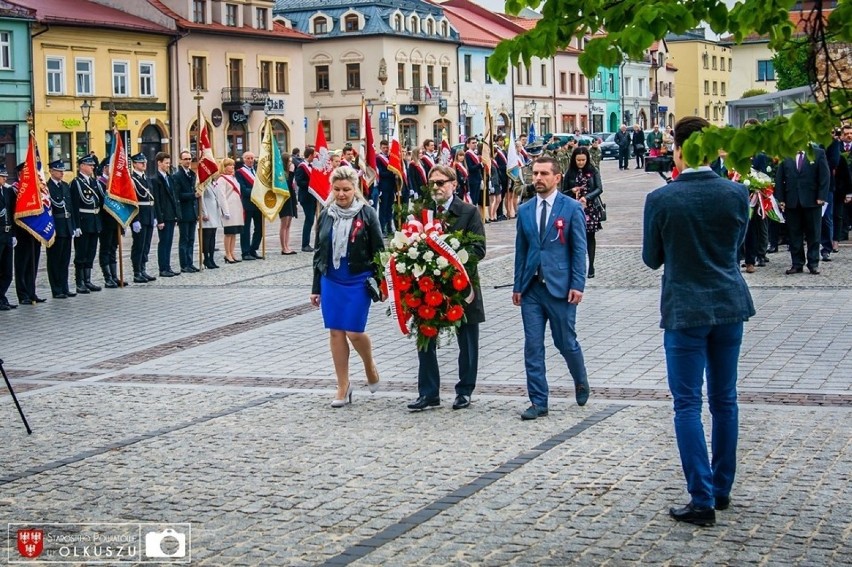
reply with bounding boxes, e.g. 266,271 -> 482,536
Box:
430,179 -> 452,187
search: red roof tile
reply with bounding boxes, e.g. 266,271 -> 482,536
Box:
500,13 -> 539,31
12,0 -> 171,33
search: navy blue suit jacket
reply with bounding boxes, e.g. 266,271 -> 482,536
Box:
514,191 -> 587,298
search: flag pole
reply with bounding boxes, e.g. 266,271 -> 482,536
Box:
261,217 -> 266,259
195,88 -> 205,270
117,225 -> 124,287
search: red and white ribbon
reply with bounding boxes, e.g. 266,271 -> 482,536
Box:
385,255 -> 410,335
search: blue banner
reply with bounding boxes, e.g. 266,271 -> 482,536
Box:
16,204 -> 56,247
103,195 -> 137,227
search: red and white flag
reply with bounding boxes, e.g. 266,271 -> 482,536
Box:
359,100 -> 378,188
309,121 -> 333,203
388,121 -> 406,185
196,119 -> 219,188
439,129 -> 452,166
424,82 -> 434,100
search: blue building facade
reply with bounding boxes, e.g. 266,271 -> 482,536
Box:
0,3 -> 34,176
589,66 -> 621,133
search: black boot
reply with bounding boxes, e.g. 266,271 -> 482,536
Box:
102,265 -> 118,288
141,263 -> 157,282
75,267 -> 90,294
111,263 -> 127,287
133,265 -> 147,283
84,268 -> 102,292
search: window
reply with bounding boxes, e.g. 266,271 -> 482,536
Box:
394,15 -> 402,31
721,81 -> 726,96
464,54 -> 471,82
321,119 -> 331,142
541,64 -> 547,87
426,20 -> 433,35
757,60 -> 775,81
75,58 -> 93,96
608,73 -> 614,93
515,64 -> 522,85
578,77 -> 585,95
704,80 -> 710,95
0,31 -> 10,70
315,65 -> 329,91
139,62 -> 154,97
441,21 -> 448,36
46,56 -> 64,95
193,0 -> 206,24
728,58 -> 732,70
410,16 -> 419,34
704,105 -> 710,119
345,118 -> 360,141
112,61 -> 129,96
411,64 -> 420,89
525,65 -> 531,85
720,57 -> 725,71
426,65 -> 434,89
397,62 -> 405,89
346,63 -> 360,89
702,53 -> 708,69
595,73 -> 602,92
344,14 -> 358,32
441,66 -> 448,91
561,72 -> 567,94
275,62 -> 288,93
225,4 -> 237,26
260,61 -> 272,91
228,58 -> 242,89
623,76 -> 631,96
313,17 -> 328,34
191,56 -> 206,90
713,105 -> 718,120
712,81 -> 718,95
712,55 -> 717,70
256,8 -> 268,29
485,57 -> 491,84
47,132 -> 72,171
637,77 -> 644,96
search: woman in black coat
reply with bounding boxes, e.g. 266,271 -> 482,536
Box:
632,124 -> 646,169
562,147 -> 604,278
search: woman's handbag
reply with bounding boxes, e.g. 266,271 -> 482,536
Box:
365,277 -> 382,303
594,198 -> 607,222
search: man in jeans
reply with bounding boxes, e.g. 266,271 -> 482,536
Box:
643,116 -> 755,527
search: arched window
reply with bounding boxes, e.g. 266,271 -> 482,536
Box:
261,119 -> 290,154
410,16 -> 419,34
426,20 -> 433,35
344,14 -> 359,32
441,21 -> 448,36
313,16 -> 328,34
399,118 -> 418,149
394,14 -> 402,31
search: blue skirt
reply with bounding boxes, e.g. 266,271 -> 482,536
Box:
321,256 -> 372,332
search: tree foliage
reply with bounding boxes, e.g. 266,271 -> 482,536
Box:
741,88 -> 770,98
489,0 -> 852,173
773,39 -> 812,90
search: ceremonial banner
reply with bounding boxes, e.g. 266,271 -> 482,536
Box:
506,127 -> 524,183
309,122 -> 333,203
196,120 -> 219,189
14,133 -> 55,247
388,120 -> 407,185
104,128 -> 139,227
251,118 -> 290,221
439,129 -> 452,166
359,100 -> 378,189
481,102 -> 494,174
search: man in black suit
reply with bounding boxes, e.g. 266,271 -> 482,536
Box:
45,160 -> 76,298
464,137 -> 484,206
237,151 -> 263,260
0,169 -> 16,310
775,145 -> 831,274
614,124 -> 631,170
151,151 -> 179,277
130,153 -> 156,282
70,154 -> 103,294
296,147 -> 316,252
172,150 -> 199,272
96,158 -> 125,289
407,164 -> 486,411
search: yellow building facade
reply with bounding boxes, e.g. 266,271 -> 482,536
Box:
667,30 -> 732,126
31,22 -> 172,179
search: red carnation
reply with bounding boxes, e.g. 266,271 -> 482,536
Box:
418,276 -> 435,292
419,324 -> 438,337
417,305 -> 437,320
425,290 -> 444,307
446,304 -> 465,322
452,274 -> 468,291
397,276 -> 412,292
405,294 -> 422,308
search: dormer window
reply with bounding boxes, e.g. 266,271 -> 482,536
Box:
410,16 -> 419,34
344,14 -> 359,32
394,14 -> 403,31
256,8 -> 268,29
426,19 -> 433,35
314,16 -> 328,34
441,21 -> 448,36
192,0 -> 206,24
225,4 -> 237,26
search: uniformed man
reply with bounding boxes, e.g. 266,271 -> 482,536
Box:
13,162 -> 46,305
45,160 -> 77,298
237,151 -> 262,261
465,137 -> 484,206
70,154 -> 103,293
0,168 -> 16,310
376,139 -> 397,235
129,153 -> 156,283
97,158 -> 125,288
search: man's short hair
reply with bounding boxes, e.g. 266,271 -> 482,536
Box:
428,164 -> 456,181
743,118 -> 760,127
673,116 -> 710,149
303,147 -> 315,160
380,139 -> 389,146
533,155 -> 560,174
423,139 -> 435,147
155,151 -> 170,163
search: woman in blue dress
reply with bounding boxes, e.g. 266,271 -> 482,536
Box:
310,166 -> 385,407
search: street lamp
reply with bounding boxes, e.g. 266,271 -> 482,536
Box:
460,100 -> 468,141
241,101 -> 251,153
80,99 -> 92,155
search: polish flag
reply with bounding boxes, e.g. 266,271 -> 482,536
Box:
359,100 -> 378,188
309,122 -> 333,203
388,122 -> 407,186
196,120 -> 219,188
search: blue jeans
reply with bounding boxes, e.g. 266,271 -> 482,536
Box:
664,322 -> 743,509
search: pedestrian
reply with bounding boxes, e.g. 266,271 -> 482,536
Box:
632,124 -> 646,169
646,124 -> 663,157
45,160 -> 76,298
0,168 -> 16,310
278,152 -> 298,255
129,153 -> 157,283
588,137 -> 603,171
512,155 -> 590,420
96,158 -> 126,288
297,147 -> 316,252
376,140 -> 397,235
173,150 -> 200,273
70,154 -> 103,293
562,147 -> 604,278
407,165 -> 486,412
237,151 -> 263,261
406,147 -> 428,203
642,115 -> 756,527
151,151 -> 180,277
216,158 -> 244,264
614,124 -> 631,170
200,169 -> 225,269
465,137 -> 484,205
453,149 -> 468,201
310,166 -> 384,407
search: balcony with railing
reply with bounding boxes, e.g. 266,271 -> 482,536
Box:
409,87 -> 446,104
221,87 -> 270,107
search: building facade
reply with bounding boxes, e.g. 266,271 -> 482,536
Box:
649,39 -> 677,127
621,59 -> 651,128
589,65 -> 620,133
667,28 -> 732,126
553,39 -> 589,134
724,38 -> 776,101
0,1 -> 34,176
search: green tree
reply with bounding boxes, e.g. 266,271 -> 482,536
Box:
490,0 -> 852,173
772,40 -> 812,90
741,88 -> 769,98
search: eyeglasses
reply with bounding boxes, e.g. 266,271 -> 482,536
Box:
430,179 -> 452,187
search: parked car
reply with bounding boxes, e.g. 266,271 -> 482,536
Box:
600,133 -> 620,160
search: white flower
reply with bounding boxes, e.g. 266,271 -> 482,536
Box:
395,262 -> 407,274
391,234 -> 409,249
743,179 -> 751,187
407,247 -> 420,260
420,233 -> 427,240
449,238 -> 461,250
412,264 -> 426,278
433,269 -> 441,276
423,250 -> 435,262
457,249 -> 470,264
766,166 -> 772,173
436,257 -> 449,269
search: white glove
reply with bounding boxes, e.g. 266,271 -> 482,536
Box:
224,213 -> 231,220
409,190 -> 416,198
151,217 -> 158,227
131,221 -> 141,233
11,237 -> 16,247
73,228 -> 82,238
368,199 -> 374,206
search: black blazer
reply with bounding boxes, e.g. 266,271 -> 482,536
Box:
47,178 -> 76,238
0,184 -> 15,244
69,174 -> 103,234
151,171 -> 179,222
561,167 -> 602,203
131,171 -> 156,226
312,205 -> 384,294
775,147 -> 830,209
171,168 -> 198,222
441,197 -> 487,323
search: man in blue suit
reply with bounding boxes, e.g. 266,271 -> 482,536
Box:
643,116 -> 756,527
512,155 -> 590,420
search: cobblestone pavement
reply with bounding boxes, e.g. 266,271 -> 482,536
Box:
1,159 -> 850,565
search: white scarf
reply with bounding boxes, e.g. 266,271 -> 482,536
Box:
327,199 -> 364,269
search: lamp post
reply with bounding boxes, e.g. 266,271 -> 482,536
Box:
241,101 -> 252,153
529,99 -> 537,137
460,99 -> 468,142
80,99 -> 92,155
633,100 -> 640,127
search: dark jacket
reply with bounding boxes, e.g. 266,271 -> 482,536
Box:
171,167 -> 198,222
0,184 -> 15,244
561,167 -> 602,203
294,159 -> 312,204
131,171 -> 156,225
47,177 -> 76,238
643,169 -> 755,330
69,173 -> 103,234
236,166 -> 258,212
151,170 -> 179,223
774,147 -> 830,209
710,157 -> 728,179
312,204 -> 384,294
614,130 -> 631,149
631,129 -> 646,153
441,197 -> 487,323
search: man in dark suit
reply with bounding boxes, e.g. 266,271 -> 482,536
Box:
710,153 -> 728,178
376,140 -> 397,235
172,150 -> 200,272
70,154 -> 103,294
238,151 -> 263,260
96,158 -> 125,289
512,155 -> 589,420
151,151 -> 179,277
0,169 -> 16,310
775,144 -> 831,274
643,116 -> 756,527
296,148 -> 316,252
407,164 -> 486,411
45,160 -> 76,298
130,153 -> 156,282
614,124 -> 631,170
464,137 -> 484,206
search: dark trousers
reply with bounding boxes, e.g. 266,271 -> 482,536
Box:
820,200 -> 833,254
785,206 -> 821,269
832,192 -> 847,242
74,232 -> 98,268
241,205 -> 262,256
587,232 -> 596,273
468,176 -> 482,207
46,236 -> 72,295
743,214 -> 761,265
14,232 -> 40,301
99,225 -> 119,267
300,197 -> 317,249
618,147 -> 630,169
0,240 -> 12,304
179,220 -> 197,268
416,322 -> 479,400
635,150 -> 645,168
202,228 -> 217,260
131,225 -> 153,270
756,216 -> 768,257
157,221 -> 176,272
379,187 -> 396,233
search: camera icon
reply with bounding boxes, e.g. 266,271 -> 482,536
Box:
144,528 -> 186,558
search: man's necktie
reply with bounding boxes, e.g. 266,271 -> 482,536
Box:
539,200 -> 548,241
845,143 -> 851,152
437,205 -> 445,214
796,152 -> 804,172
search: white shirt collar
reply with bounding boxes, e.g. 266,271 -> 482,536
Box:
536,190 -> 558,209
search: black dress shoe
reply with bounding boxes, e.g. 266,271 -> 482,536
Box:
32,296 -> 47,303
0,303 -> 10,311
159,270 -> 175,277
52,293 -> 68,299
521,404 -> 548,420
785,266 -> 803,275
756,257 -> 766,267
715,496 -> 731,511
808,267 -> 820,275
669,502 -> 715,526
242,254 -> 256,261
821,254 -> 832,262
407,396 -> 440,411
302,245 -> 314,252
452,395 -> 471,410
251,251 -> 263,259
